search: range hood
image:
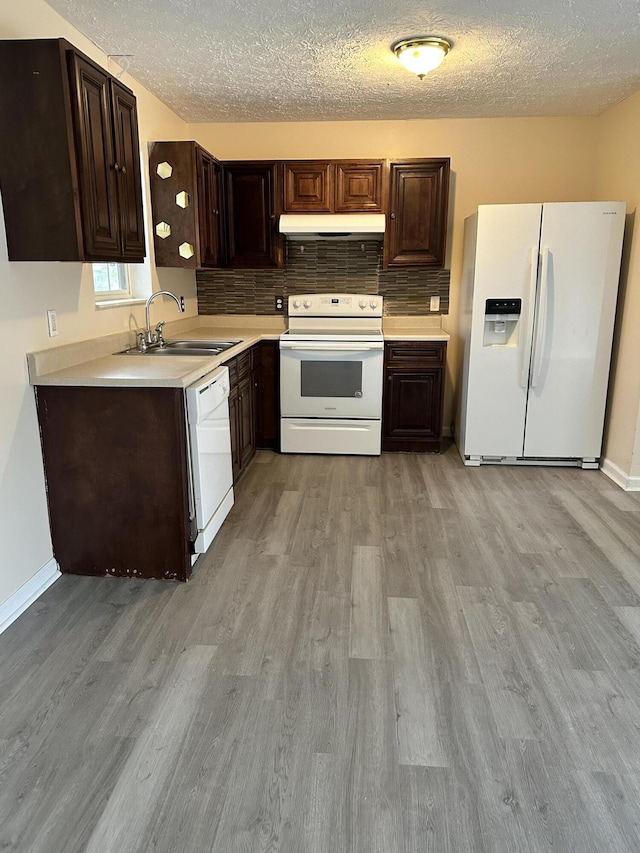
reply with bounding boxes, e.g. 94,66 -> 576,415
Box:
279,213 -> 385,240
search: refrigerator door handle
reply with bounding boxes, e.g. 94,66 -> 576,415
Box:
520,247 -> 540,388
530,247 -> 550,388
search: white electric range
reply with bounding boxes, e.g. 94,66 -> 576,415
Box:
279,293 -> 384,455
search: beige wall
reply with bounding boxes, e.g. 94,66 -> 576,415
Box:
193,117 -> 597,430
0,0 -> 196,609
594,90 -> 640,479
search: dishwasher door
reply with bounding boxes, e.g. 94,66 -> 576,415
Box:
186,366 -> 234,553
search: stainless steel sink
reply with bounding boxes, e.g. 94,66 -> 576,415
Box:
117,340 -> 241,357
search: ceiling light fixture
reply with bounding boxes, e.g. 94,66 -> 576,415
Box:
392,37 -> 451,80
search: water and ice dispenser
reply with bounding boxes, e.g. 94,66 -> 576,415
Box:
483,298 -> 522,346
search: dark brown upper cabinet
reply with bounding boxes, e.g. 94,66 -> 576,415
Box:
0,38 -> 145,263
149,140 -> 223,269
335,161 -> 384,212
384,158 -> 450,269
284,162 -> 332,212
223,162 -> 283,268
283,160 -> 384,213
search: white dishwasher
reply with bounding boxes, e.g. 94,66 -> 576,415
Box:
186,366 -> 234,554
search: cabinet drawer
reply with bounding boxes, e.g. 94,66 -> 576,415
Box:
250,343 -> 262,371
385,341 -> 446,367
224,355 -> 238,385
237,350 -> 251,379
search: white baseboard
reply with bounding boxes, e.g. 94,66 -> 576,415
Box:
601,458 -> 640,491
0,558 -> 61,636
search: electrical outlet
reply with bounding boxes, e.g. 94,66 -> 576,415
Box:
47,309 -> 58,337
179,295 -> 185,311
274,296 -> 284,312
429,295 -> 441,312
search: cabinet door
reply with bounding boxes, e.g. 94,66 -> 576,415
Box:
283,162 -> 332,212
111,80 -> 145,261
383,369 -> 443,447
384,159 -> 450,268
224,162 -> 282,267
238,374 -> 255,470
335,161 -> 384,212
228,382 -> 241,481
70,53 -> 121,260
196,147 -> 222,267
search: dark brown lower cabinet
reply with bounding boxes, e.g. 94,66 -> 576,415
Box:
382,341 -> 447,453
225,341 -> 280,482
35,384 -> 193,580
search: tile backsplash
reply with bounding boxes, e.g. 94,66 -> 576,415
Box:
196,240 -> 450,315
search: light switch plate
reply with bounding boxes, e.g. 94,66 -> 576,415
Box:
429,296 -> 440,312
47,309 -> 58,337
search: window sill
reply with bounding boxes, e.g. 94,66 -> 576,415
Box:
95,297 -> 147,310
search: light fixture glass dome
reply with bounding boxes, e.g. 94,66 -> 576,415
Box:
393,37 -> 451,79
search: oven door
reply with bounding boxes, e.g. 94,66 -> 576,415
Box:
280,340 -> 384,419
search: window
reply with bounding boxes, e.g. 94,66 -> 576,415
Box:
93,262 -> 131,300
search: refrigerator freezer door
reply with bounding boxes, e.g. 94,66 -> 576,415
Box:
461,204 -> 542,458
523,202 -> 625,459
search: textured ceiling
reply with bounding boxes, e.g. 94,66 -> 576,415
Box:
46,0 -> 640,122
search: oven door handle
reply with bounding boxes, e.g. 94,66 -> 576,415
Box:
281,343 -> 384,352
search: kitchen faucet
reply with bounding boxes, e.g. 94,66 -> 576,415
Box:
138,290 -> 185,350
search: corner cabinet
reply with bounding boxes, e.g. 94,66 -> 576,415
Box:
149,140 -> 223,269
35,385 -> 193,580
225,342 -> 280,482
383,159 -> 450,269
0,38 -> 145,263
382,341 -> 447,452
223,162 -> 283,268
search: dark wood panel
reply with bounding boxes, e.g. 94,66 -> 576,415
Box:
69,53 -> 121,260
255,341 -> 280,449
35,385 -> 192,580
384,159 -> 450,269
385,341 -> 447,367
196,146 -> 222,268
283,162 -> 332,212
149,141 -> 198,269
223,162 -> 283,268
238,374 -> 255,471
111,81 -> 145,261
0,39 -> 83,260
335,161 -> 384,212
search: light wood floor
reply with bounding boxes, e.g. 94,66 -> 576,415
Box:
2,447 -> 640,851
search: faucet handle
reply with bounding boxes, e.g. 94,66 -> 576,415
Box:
136,331 -> 147,352
155,320 -> 166,346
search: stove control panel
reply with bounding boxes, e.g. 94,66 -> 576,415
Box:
288,293 -> 383,317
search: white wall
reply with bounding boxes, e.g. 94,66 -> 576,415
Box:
0,0 -> 196,610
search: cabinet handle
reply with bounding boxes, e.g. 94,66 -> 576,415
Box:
270,214 -> 276,220
113,163 -> 120,172
388,375 -> 393,381
121,166 -> 127,175
390,213 -> 396,220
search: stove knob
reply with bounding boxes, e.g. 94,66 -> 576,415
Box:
292,299 -> 301,309
303,299 -> 312,309
370,299 -> 378,310
359,299 -> 367,310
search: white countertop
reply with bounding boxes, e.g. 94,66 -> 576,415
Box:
27,315 -> 449,388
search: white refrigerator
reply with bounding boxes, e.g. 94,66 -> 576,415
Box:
456,202 -> 625,468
